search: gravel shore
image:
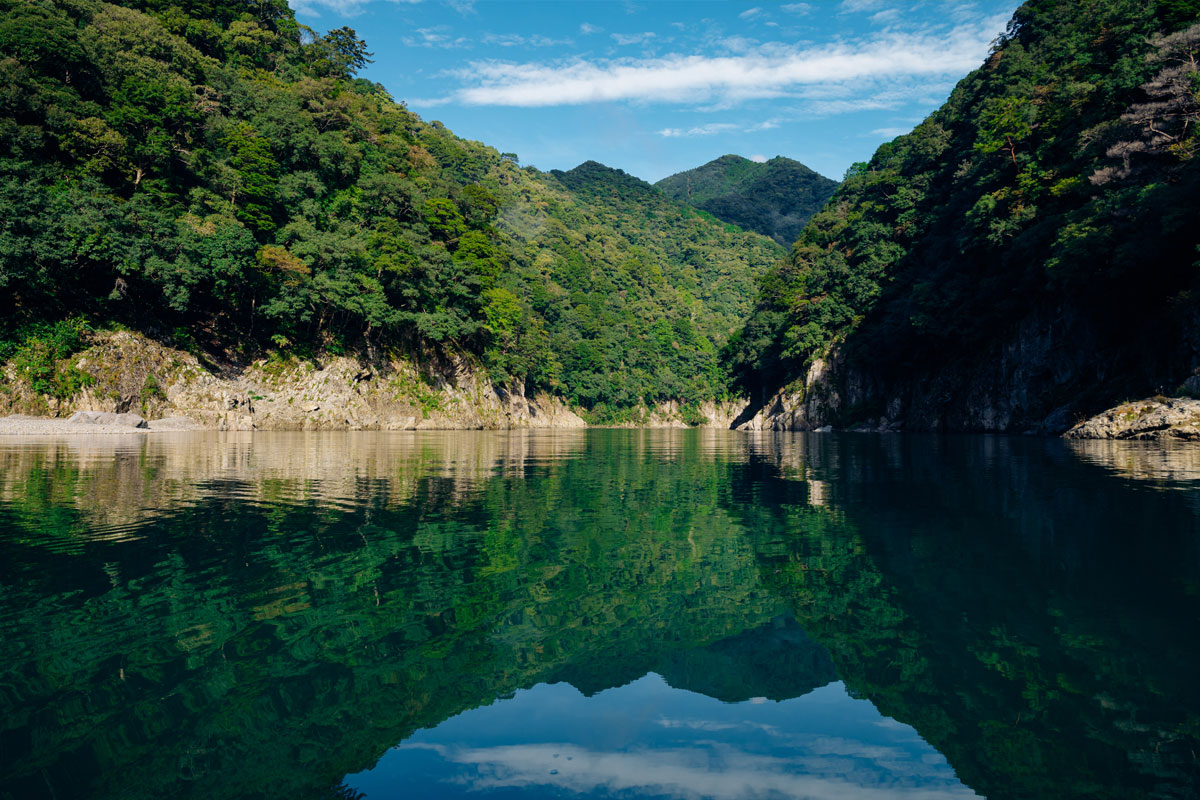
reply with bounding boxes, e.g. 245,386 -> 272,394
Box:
0,415 -> 203,435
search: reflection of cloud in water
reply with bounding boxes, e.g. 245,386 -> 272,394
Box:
655,718 -> 776,734
403,741 -> 979,799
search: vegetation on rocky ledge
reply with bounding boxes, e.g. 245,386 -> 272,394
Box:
727,0 -> 1200,417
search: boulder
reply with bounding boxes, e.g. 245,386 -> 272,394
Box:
1065,397 -> 1200,440
67,411 -> 148,429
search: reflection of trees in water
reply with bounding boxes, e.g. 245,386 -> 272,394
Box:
0,431 -> 596,542
1,431 -> 1198,799
0,430 -> 791,800
729,433 -> 1200,799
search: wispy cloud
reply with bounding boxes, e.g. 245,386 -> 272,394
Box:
841,0 -> 886,11
580,22 -> 603,35
289,0 -> 419,17
870,126 -> 910,138
402,25 -> 469,49
425,17 -> 1007,109
611,31 -> 657,45
657,123 -> 740,138
739,7 -> 764,20
656,118 -> 780,138
781,2 -> 812,14
482,33 -> 573,48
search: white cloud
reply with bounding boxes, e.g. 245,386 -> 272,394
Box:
431,18 -> 1007,109
288,0 -> 419,16
749,154 -> 768,162
402,26 -> 470,49
802,81 -> 948,116
611,31 -> 657,45
657,123 -> 740,138
718,36 -> 760,54
580,22 -> 602,35
781,2 -> 811,14
656,118 -> 780,138
870,126 -> 910,137
871,8 -> 902,24
739,7 -> 764,20
841,0 -> 886,11
482,33 -> 573,48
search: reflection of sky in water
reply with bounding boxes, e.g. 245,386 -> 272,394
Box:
348,675 -> 979,799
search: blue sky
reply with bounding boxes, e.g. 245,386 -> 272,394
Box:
291,0 -> 1022,183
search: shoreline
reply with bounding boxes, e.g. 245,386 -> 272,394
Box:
0,414 -> 206,435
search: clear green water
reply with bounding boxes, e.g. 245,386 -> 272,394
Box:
0,430 -> 1198,800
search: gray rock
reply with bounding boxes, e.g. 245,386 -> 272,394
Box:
147,416 -> 201,430
67,411 -> 148,429
1038,405 -> 1075,435
1065,397 -> 1200,440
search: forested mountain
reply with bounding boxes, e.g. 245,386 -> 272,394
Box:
729,0 -> 1200,432
0,0 -> 782,422
656,155 -> 837,246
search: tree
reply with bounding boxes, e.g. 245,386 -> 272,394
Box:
975,96 -> 1035,168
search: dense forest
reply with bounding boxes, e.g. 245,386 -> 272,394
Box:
656,154 -> 838,247
728,0 -> 1200,429
0,0 -> 782,421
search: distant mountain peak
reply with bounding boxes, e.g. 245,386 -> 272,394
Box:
656,155 -> 837,246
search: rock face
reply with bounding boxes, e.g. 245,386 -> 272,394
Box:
736,305 -> 1200,437
1,331 -> 587,431
1065,397 -> 1200,440
602,399 -> 750,429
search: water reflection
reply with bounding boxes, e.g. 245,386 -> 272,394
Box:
354,676 -> 977,800
0,431 -> 1197,800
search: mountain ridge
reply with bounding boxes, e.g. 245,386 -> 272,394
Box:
656,154 -> 838,246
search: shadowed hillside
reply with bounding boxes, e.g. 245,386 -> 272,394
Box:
656,155 -> 837,246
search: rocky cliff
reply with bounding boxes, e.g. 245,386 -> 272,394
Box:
736,304 -> 1200,436
0,331 -> 756,430
727,7 -> 1200,438
0,331 -> 585,430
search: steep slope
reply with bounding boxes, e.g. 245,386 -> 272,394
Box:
728,0 -> 1200,433
656,154 -> 837,246
0,0 -> 782,426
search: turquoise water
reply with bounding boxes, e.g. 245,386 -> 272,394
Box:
0,430 -> 1197,799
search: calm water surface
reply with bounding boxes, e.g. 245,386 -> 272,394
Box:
0,430 -> 1198,800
